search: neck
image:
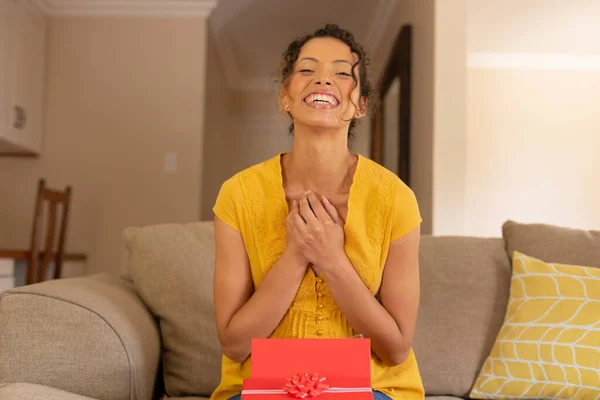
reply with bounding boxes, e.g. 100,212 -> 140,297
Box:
284,123 -> 355,194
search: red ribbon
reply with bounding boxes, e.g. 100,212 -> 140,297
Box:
283,372 -> 329,398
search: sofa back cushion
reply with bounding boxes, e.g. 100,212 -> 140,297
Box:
503,220 -> 600,267
412,236 -> 511,398
122,221 -> 221,397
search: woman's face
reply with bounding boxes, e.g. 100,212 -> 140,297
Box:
282,37 -> 366,132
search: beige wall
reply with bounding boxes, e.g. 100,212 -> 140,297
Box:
229,90 -> 292,167
200,31 -> 233,220
465,69 -> 600,236
0,17 -> 208,275
230,91 -> 292,168
376,0 -> 600,237
465,0 -> 600,236
370,0 -> 434,234
350,116 -> 371,157
372,0 -> 460,235
200,84 -> 292,221
410,0 -> 435,235
432,0 -> 467,235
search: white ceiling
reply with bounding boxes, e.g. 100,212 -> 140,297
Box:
209,0 -> 398,90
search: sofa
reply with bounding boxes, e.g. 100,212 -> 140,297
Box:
0,220 -> 598,400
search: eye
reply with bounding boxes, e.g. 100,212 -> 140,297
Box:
299,69 -> 314,73
337,72 -> 352,77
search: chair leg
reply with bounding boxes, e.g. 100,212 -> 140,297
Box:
54,260 -> 63,280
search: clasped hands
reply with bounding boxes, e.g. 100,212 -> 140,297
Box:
285,190 -> 347,275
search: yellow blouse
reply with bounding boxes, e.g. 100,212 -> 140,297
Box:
211,153 -> 424,400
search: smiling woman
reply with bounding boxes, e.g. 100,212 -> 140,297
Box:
210,24 -> 424,400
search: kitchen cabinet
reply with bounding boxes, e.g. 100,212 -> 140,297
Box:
0,0 -> 47,156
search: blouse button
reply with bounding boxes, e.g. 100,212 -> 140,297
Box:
315,277 -> 323,284
317,316 -> 324,321
318,304 -> 324,309
317,330 -> 323,336
317,292 -> 323,297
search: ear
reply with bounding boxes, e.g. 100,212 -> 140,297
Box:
279,89 -> 292,115
355,96 -> 368,119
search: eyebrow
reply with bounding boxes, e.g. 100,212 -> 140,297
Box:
298,57 -> 353,66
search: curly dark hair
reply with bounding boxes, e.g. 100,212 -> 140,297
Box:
277,24 -> 373,138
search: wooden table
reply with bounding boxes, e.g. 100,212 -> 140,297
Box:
0,249 -> 87,262
0,249 -> 88,290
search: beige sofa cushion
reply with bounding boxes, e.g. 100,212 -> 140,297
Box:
0,275 -> 160,400
503,220 -> 600,268
0,383 -> 95,400
123,221 -> 221,398
412,236 -> 511,398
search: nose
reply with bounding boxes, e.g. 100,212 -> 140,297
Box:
315,72 -> 332,86
315,79 -> 332,86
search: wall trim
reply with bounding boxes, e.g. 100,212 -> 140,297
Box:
33,0 -> 218,17
468,53 -> 600,71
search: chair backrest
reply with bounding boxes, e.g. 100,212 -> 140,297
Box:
27,179 -> 72,285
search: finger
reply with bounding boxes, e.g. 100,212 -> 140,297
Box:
321,196 -> 342,225
299,194 -> 318,224
289,199 -> 298,215
307,192 -> 333,222
293,210 -> 309,235
288,199 -> 302,221
297,198 -> 310,225
292,199 -> 306,226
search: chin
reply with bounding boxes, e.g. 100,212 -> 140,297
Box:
296,116 -> 344,132
305,123 -> 343,133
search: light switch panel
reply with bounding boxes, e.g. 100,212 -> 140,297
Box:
164,152 -> 177,173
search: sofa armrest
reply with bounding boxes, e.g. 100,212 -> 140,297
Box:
0,274 -> 161,400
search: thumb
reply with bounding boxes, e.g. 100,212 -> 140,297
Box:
321,196 -> 341,225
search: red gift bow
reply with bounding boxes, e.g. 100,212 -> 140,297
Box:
283,372 -> 329,398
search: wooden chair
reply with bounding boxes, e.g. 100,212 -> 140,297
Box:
27,179 -> 72,285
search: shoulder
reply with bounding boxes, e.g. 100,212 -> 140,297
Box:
220,153 -> 281,192
357,156 -> 420,240
213,153 -> 282,230
358,155 -> 413,199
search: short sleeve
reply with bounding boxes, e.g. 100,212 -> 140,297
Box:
390,180 -> 422,241
212,175 -> 242,232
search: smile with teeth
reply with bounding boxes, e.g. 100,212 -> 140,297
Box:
304,93 -> 339,106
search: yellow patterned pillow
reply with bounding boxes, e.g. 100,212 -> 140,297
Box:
470,251 -> 600,399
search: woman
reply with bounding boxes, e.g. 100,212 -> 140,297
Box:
211,24 -> 424,400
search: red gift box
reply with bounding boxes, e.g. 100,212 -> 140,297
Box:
242,338 -> 373,399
